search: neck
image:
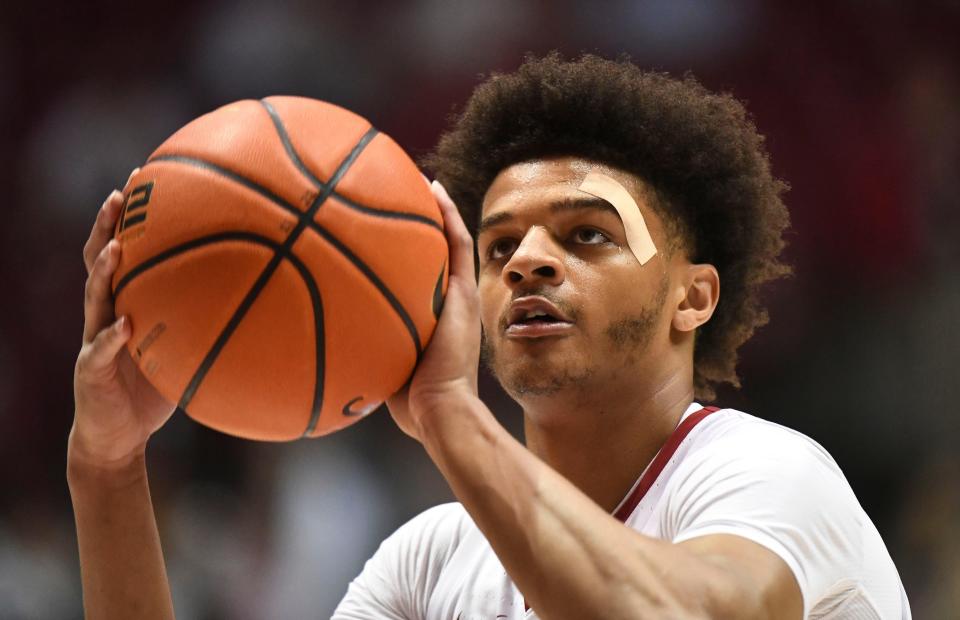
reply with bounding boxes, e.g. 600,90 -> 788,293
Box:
521,365 -> 695,514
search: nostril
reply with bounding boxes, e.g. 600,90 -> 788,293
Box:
533,266 -> 555,278
508,271 -> 523,283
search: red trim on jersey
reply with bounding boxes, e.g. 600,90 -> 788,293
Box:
612,406 -> 719,522
524,406 -> 720,613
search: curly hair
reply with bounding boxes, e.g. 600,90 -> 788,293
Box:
423,53 -> 791,401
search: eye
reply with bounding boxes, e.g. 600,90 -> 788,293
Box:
571,227 -> 610,245
488,238 -> 518,260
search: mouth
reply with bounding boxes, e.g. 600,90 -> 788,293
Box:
504,297 -> 575,339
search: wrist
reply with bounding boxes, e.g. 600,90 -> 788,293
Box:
417,392 -> 499,457
67,426 -> 148,491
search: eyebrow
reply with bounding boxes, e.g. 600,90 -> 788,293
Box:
477,197 -> 620,235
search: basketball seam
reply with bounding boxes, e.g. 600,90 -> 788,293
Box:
260,98 -> 326,188
330,194 -> 443,232
148,155 -> 301,219
112,231 -> 326,436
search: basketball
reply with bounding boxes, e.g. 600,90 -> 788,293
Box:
110,97 -> 449,441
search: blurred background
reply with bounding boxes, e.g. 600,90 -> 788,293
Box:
1,0 -> 958,617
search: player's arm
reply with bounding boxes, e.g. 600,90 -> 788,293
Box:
68,184 -> 178,619
388,182 -> 802,619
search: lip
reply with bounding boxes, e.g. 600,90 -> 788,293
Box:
505,321 -> 575,338
504,296 -> 574,339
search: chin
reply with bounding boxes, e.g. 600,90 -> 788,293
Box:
495,356 -> 596,400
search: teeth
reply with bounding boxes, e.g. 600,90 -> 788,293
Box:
524,310 -> 548,319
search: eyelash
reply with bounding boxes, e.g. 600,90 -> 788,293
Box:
486,228 -> 611,260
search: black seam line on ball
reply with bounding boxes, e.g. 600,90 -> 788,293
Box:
259,99 -> 326,188
147,155 -> 443,233
331,194 -> 443,232
311,223 -> 423,361
141,155 -> 425,364
112,231 -> 325,430
180,131 -> 374,425
148,155 -> 301,219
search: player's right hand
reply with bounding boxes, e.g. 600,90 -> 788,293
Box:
70,174 -> 176,471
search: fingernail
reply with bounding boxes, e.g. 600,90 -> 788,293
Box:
115,316 -> 127,332
109,190 -> 123,202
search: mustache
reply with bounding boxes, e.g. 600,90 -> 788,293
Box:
497,288 -> 579,331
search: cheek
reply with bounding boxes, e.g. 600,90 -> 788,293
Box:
575,263 -> 659,328
477,275 -> 503,331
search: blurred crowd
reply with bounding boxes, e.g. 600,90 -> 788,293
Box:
1,0 -> 958,617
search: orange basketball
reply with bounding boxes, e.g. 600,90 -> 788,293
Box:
111,97 -> 448,441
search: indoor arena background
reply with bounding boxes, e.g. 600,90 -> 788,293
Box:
1,1 -> 957,617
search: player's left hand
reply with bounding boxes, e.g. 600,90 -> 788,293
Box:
386,180 -> 482,441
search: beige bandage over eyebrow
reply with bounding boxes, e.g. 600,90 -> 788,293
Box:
577,172 -> 657,265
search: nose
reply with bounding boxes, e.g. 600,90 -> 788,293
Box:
502,226 -> 565,288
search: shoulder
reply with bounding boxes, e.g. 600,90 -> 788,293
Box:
683,407 -> 842,480
669,407 -> 854,526
664,407 -> 908,618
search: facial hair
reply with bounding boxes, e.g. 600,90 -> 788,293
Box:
481,330 -> 595,397
482,273 -> 669,398
604,272 -> 669,351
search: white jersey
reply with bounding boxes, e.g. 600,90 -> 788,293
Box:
333,404 -> 911,619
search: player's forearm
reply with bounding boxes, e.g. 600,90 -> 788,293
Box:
419,396 -> 713,620
67,438 -> 175,620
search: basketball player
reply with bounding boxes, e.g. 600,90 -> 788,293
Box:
69,55 -> 910,618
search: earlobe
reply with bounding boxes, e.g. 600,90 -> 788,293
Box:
672,264 -> 719,333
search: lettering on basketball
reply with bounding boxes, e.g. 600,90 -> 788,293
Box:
144,358 -> 160,377
342,396 -> 379,417
119,180 -> 154,237
135,321 -> 167,359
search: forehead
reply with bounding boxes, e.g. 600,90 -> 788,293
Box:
481,157 -> 645,218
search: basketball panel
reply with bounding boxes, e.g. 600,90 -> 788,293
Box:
112,164 -> 299,288
330,132 -> 443,226
263,96 -> 373,184
186,258 -> 317,441
150,100 -> 316,211
317,197 -> 448,351
293,232 -> 418,437
114,241 -> 275,411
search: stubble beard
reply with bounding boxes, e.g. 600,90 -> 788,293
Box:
481,276 -> 667,399
481,331 -> 595,397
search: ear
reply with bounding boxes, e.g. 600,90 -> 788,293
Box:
672,264 -> 719,333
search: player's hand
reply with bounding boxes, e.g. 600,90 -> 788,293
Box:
386,180 -> 482,441
69,173 -> 177,472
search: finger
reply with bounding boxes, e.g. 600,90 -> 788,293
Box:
125,167 -> 141,189
83,239 -> 121,344
431,181 -> 476,285
77,316 -> 131,381
83,190 -> 124,274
